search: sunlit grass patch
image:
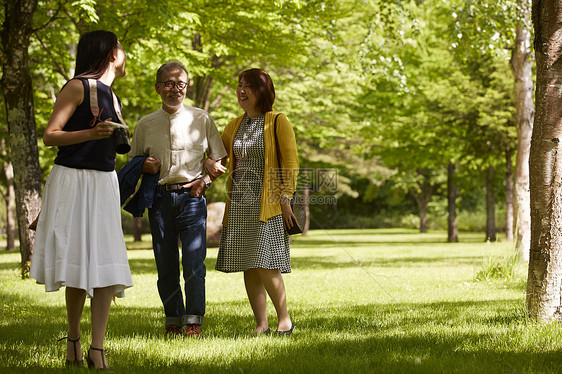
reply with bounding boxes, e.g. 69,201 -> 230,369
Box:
1,229 -> 560,373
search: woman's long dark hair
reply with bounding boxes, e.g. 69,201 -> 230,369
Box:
74,30 -> 118,79
238,69 -> 275,113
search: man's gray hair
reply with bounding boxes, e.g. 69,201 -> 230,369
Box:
156,61 -> 189,82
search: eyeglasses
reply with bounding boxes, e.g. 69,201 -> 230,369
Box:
158,80 -> 188,90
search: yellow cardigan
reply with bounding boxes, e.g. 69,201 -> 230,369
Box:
221,111 -> 299,225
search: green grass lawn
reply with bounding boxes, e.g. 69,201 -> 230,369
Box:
1,228 -> 560,373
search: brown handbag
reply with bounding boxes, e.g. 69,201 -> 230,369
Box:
273,114 -> 305,235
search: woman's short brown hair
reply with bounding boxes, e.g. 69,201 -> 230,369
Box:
238,69 -> 276,113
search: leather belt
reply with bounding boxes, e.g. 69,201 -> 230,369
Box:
160,183 -> 190,192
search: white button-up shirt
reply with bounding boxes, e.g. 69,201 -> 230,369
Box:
129,105 -> 227,185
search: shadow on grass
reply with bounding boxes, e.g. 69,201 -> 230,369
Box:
0,252 -> 485,274
292,239 -> 453,249
289,255 -> 483,270
123,253 -> 501,279
124,254 -> 485,274
125,229 -> 488,252
0,260 -> 20,271
126,257 -> 158,274
291,237 -> 494,249
126,243 -> 154,250
0,251 -> 20,271
3,285 -> 557,373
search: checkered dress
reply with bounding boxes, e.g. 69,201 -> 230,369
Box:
216,115 -> 291,273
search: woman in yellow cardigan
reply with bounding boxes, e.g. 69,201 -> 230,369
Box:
216,68 -> 298,335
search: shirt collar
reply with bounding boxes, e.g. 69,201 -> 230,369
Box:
162,104 -> 185,117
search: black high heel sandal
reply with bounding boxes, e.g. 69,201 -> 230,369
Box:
276,323 -> 295,336
86,347 -> 111,371
57,336 -> 84,367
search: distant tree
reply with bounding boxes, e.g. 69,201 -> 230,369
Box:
511,0 -> 533,261
452,0 -> 533,255
505,147 -> 514,242
0,138 -> 15,251
357,1 -> 515,235
447,162 -> 458,242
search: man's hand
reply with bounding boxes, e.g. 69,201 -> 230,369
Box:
184,178 -> 206,198
142,156 -> 161,174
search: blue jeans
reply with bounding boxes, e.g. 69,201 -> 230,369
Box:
148,188 -> 207,326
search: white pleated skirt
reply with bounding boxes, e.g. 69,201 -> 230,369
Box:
30,164 -> 133,298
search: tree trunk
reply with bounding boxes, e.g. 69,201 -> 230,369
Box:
527,0 -> 562,322
133,217 -> 142,242
415,168 -> 432,233
190,33 -> 215,111
1,139 -> 16,251
447,162 -> 458,242
1,0 -> 43,277
485,165 -> 496,242
193,75 -> 214,111
302,184 -> 310,236
4,162 -> 16,252
505,148 -> 514,242
511,0 -> 534,261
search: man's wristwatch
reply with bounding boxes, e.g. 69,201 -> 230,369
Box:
201,175 -> 212,188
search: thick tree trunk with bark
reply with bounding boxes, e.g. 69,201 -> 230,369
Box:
485,165 -> 496,242
1,0 -> 42,276
447,162 -> 458,243
527,0 -> 562,322
505,148 -> 514,242
511,0 -> 534,261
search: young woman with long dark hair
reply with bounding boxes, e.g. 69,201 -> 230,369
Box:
30,30 -> 132,370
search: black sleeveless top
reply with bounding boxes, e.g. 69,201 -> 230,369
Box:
54,78 -> 119,171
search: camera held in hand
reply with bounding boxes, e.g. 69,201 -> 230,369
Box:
107,121 -> 131,154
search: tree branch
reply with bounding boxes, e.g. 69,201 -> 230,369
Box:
0,44 -> 5,73
63,6 -> 88,35
34,34 -> 69,81
31,0 -> 71,34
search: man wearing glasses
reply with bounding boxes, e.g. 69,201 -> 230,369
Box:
129,61 -> 227,338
